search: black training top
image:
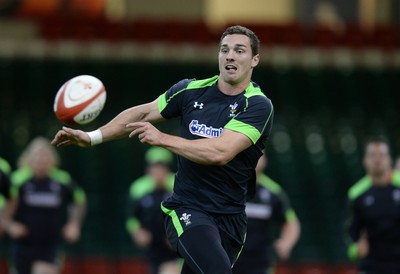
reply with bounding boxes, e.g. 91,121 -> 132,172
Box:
240,175 -> 295,259
11,168 -> 86,246
158,76 -> 274,214
128,184 -> 176,263
347,172 -> 400,265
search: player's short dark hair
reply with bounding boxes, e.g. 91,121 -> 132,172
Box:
364,136 -> 391,151
220,25 -> 260,56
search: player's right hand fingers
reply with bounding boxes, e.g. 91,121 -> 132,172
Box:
57,140 -> 72,147
62,126 -> 77,134
51,128 -> 72,143
129,126 -> 145,138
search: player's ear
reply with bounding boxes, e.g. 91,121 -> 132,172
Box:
362,155 -> 368,169
251,54 -> 260,68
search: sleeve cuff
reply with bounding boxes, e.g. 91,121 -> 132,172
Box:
126,218 -> 141,233
348,242 -> 359,261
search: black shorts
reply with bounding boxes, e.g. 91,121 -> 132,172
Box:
161,201 -> 247,265
13,243 -> 60,274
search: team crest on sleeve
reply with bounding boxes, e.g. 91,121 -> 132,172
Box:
189,120 -> 222,138
180,213 -> 192,226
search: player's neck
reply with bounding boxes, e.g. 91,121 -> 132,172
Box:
371,170 -> 392,186
217,79 -> 250,96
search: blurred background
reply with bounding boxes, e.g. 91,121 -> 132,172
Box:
0,0 -> 400,273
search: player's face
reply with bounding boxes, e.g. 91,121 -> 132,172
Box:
364,143 -> 392,177
218,34 -> 259,86
147,163 -> 170,188
395,158 -> 400,171
30,148 -> 55,178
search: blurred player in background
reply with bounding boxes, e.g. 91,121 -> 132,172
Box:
3,137 -> 87,274
233,154 -> 300,274
0,156 -> 12,237
51,25 -> 273,273
127,147 -> 180,274
394,156 -> 400,171
346,137 -> 400,274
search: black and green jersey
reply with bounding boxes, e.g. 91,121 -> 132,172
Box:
11,168 -> 86,246
126,173 -> 175,233
126,175 -> 177,267
347,172 -> 400,268
158,76 -> 274,214
234,174 -> 296,272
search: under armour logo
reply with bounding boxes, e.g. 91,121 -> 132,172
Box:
193,102 -> 204,109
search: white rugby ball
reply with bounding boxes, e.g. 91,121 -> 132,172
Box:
54,75 -> 106,125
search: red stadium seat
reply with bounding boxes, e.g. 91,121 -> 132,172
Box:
279,23 -> 306,48
188,21 -> 216,45
370,25 -> 399,51
62,256 -> 82,274
101,20 -> 125,43
297,262 -> 331,274
310,25 -> 340,49
332,264 -> 358,274
81,257 -> 115,274
341,24 -> 367,50
275,262 -> 293,274
0,257 -> 9,274
116,257 -> 150,274
38,17 -> 65,41
17,0 -> 60,18
127,20 -> 160,43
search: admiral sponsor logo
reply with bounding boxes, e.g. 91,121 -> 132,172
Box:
245,203 -> 272,219
189,120 -> 222,138
24,192 -> 61,207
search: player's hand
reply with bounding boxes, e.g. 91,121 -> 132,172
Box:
126,122 -> 164,146
357,235 -> 369,258
51,127 -> 91,147
132,228 -> 152,247
62,221 -> 81,243
274,238 -> 292,260
159,260 -> 181,274
6,221 -> 29,239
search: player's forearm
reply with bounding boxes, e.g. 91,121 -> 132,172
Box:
100,104 -> 154,142
280,219 -> 300,248
68,203 -> 86,226
159,133 -> 231,165
0,199 -> 17,227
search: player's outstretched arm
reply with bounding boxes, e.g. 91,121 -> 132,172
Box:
274,218 -> 301,260
51,127 -> 91,147
127,122 -> 252,165
51,99 -> 163,147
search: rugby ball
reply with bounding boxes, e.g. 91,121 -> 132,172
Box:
54,75 -> 106,125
